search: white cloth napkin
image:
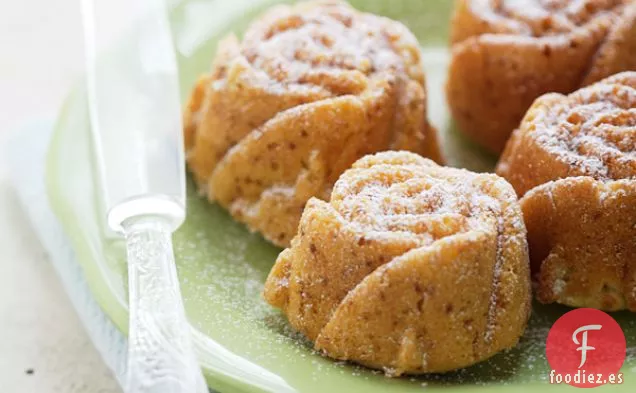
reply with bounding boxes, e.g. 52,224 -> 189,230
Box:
5,120 -> 128,389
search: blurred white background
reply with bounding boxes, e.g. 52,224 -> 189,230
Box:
0,0 -> 123,391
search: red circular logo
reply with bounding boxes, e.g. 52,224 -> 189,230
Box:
546,308 -> 626,387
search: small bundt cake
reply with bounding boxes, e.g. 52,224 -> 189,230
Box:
496,72 -> 636,311
447,0 -> 636,153
184,0 -> 443,247
265,151 -> 531,375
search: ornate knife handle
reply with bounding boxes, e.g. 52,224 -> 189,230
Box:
124,218 -> 207,393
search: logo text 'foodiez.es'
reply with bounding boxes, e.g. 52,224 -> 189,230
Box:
546,308 -> 626,388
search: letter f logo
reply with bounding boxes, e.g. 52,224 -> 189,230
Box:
572,324 -> 602,368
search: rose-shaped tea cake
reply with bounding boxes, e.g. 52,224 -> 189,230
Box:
184,0 -> 443,246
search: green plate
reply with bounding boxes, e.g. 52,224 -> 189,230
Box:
47,0 -> 636,392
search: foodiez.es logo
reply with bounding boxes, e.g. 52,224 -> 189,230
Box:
546,308 -> 626,388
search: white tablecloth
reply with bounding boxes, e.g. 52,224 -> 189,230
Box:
5,121 -> 128,390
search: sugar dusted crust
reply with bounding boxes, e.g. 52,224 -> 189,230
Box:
496,72 -> 636,311
264,151 -> 531,375
447,0 -> 636,153
184,0 -> 443,247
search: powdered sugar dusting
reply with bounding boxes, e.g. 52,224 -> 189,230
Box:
236,0 -> 423,96
526,74 -> 636,181
331,153 -> 517,253
467,0 -> 625,38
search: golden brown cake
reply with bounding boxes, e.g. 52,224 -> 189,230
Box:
184,0 -> 443,247
447,0 -> 636,154
264,151 -> 531,375
496,72 -> 636,311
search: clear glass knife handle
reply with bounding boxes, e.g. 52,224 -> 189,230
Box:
124,216 -> 207,393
